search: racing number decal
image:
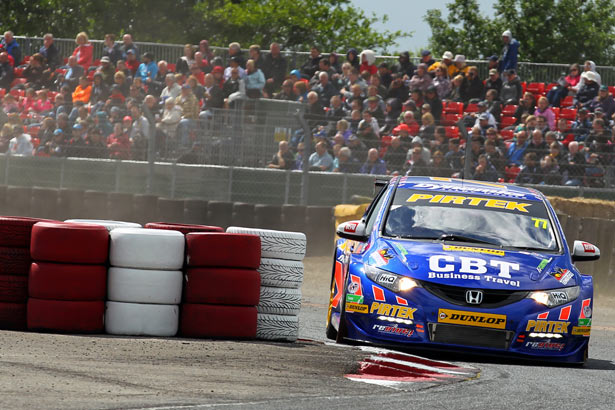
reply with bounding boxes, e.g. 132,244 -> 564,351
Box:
531,217 -> 548,229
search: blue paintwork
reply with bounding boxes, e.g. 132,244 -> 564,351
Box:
329,177 -> 593,363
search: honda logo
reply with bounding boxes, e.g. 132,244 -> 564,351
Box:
466,290 -> 483,305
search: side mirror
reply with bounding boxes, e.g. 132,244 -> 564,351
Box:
572,240 -> 600,262
336,220 -> 368,242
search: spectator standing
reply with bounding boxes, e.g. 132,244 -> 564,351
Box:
176,44 -> 195,76
175,84 -> 199,149
1,31 -> 21,65
7,124 -> 33,156
0,52 -> 14,90
102,34 -> 122,65
244,59 -> 265,98
39,33 -> 61,71
499,30 -> 519,72
301,46 -> 322,79
108,122 -> 132,160
120,34 -> 139,60
72,32 -> 93,72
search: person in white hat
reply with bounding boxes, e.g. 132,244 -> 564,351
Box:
575,70 -> 600,107
429,51 -> 455,78
499,29 -> 519,72
451,54 -> 468,78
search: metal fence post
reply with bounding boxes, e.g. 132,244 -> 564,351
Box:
170,161 -> 177,199
3,155 -> 9,186
342,173 -> 348,204
142,102 -> 157,194
227,166 -> 234,202
59,157 -> 65,189
296,111 -> 312,206
284,170 -> 291,204
114,160 -> 121,192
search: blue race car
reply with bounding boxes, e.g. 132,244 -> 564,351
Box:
327,177 -> 599,364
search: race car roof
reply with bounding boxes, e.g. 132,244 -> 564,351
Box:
395,177 -> 543,201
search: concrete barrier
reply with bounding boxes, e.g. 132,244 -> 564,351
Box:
306,206 -> 334,256
207,201 -> 233,229
107,192 -> 136,222
232,203 -> 255,228
133,194 -> 158,225
5,186 -> 32,217
57,189 -> 84,220
31,187 -> 59,220
281,205 -> 307,233
254,204 -> 282,231
83,190 -> 109,220
184,199 -> 208,224
157,198 -> 185,223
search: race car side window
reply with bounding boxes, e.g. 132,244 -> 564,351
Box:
364,186 -> 388,235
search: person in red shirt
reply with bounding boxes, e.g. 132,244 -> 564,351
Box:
124,49 -> 140,76
72,32 -> 93,71
359,50 -> 377,76
107,122 -> 132,160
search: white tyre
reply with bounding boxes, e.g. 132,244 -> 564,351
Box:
105,301 -> 179,337
258,258 -> 304,289
109,228 -> 185,270
256,313 -> 299,342
258,286 -> 301,316
65,219 -> 142,231
107,267 -> 183,304
226,227 -> 306,261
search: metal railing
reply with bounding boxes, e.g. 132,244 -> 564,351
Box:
16,36 -> 615,84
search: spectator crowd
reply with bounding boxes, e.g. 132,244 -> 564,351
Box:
0,29 -> 612,187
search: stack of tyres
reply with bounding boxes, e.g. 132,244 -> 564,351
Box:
28,222 -> 109,333
226,227 -> 306,342
181,232 -> 261,339
0,217 -> 50,330
144,222 -> 223,235
65,219 -> 142,232
106,228 -> 185,336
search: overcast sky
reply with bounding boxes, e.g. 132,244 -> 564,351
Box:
349,0 -> 497,53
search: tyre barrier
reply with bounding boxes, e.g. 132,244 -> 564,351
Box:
306,206 -> 334,256
5,186 -> 32,217
281,205 -> 307,233
206,201 -> 233,229
157,198 -> 185,223
65,219 -> 142,231
183,199 -> 208,224
107,192 -> 136,222
133,194 -> 159,225
144,222 -> 223,235
180,232 -> 262,338
232,203 -> 255,228
27,221 -> 109,333
226,227 -> 305,342
254,204 -> 283,231
105,228 -> 185,336
0,216 -> 52,330
57,189 -> 85,221
31,187 -> 60,220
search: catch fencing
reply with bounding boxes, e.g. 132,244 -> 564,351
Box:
15,36 -> 615,85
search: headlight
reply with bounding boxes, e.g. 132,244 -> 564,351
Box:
528,286 -> 580,308
364,265 -> 419,293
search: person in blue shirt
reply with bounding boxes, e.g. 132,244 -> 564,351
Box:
136,52 -> 158,84
507,129 -> 530,165
1,31 -> 21,66
499,30 -> 519,73
360,148 -> 387,175
309,141 -> 334,171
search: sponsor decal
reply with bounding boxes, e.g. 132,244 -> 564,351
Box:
571,326 -> 591,336
346,294 -> 364,304
372,324 -> 414,338
537,312 -> 549,320
372,285 -> 386,302
344,222 -> 358,233
531,217 -> 548,229
428,272 -> 520,288
401,180 -> 530,199
525,320 -> 570,334
348,274 -> 363,296
550,268 -> 573,285
369,249 -> 394,266
582,242 -> 595,253
345,302 -> 368,314
375,273 -> 397,286
348,282 -> 360,294
578,318 -> 592,327
437,309 -> 506,329
558,305 -> 571,321
370,302 -> 417,319
578,299 -> 592,327
537,258 -> 551,273
395,296 -> 408,306
428,255 -> 519,279
525,341 -> 565,351
442,244 -> 505,257
406,193 -> 532,213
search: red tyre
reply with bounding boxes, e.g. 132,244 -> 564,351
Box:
185,233 -> 260,268
0,302 -> 27,330
184,268 -> 260,306
145,222 -> 223,235
0,247 -> 31,276
30,222 -> 109,264
0,275 -> 28,303
180,304 -> 257,339
28,262 -> 107,301
27,298 -> 104,333
0,216 -> 54,248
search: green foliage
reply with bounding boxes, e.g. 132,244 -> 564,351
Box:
0,0 -> 409,53
425,0 -> 615,65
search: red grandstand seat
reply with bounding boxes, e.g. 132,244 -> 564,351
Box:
380,134 -> 392,147
167,63 -> 176,73
28,125 -> 40,138
500,129 -> 514,140
562,134 -> 575,147
505,165 -> 521,183
14,67 -> 24,77
443,101 -> 463,115
445,126 -> 459,138
93,59 -> 101,66
31,138 -> 40,149
521,82 -> 527,94
464,103 -> 479,113
501,104 -> 517,116
500,116 -> 517,128
443,113 -> 462,126
566,120 -> 574,128
526,82 -> 545,95
10,89 -> 25,98
0,88 -> 5,98
559,108 -> 577,120
609,86 -> 615,97
560,95 -> 574,107
10,78 -> 27,88
545,83 -> 557,93
551,107 -> 560,119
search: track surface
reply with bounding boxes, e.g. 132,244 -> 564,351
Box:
1,257 -> 614,410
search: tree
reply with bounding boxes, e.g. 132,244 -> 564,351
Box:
0,0 -> 409,54
425,0 -> 615,65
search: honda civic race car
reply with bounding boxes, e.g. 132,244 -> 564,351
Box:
327,177 -> 599,364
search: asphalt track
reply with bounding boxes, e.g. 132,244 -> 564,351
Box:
1,256 -> 614,410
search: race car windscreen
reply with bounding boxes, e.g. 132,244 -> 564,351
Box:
383,189 -> 558,251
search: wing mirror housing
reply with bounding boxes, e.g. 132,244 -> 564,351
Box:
336,220 -> 368,242
571,240 -> 600,262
